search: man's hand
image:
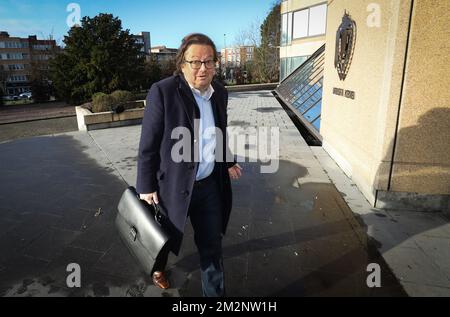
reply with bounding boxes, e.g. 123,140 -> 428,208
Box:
140,192 -> 159,205
228,164 -> 243,180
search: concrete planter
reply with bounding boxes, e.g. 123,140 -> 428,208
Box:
76,100 -> 145,131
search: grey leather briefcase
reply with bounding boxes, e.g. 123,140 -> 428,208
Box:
115,186 -> 169,275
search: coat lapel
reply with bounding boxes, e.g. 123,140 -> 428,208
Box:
177,75 -> 226,132
211,82 -> 226,132
176,75 -> 199,130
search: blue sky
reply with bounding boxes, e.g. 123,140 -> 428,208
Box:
0,0 -> 278,49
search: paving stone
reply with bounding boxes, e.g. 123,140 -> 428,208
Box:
41,246 -> 104,289
0,255 -> 50,296
70,221 -> 117,253
383,246 -> 450,288
412,236 -> 450,280
401,282 -> 450,297
91,240 -> 143,280
23,228 -> 82,262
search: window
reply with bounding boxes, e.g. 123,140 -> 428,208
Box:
277,45 -> 325,137
293,9 -> 309,39
5,41 -> 28,48
8,64 -> 25,70
309,4 -> 327,36
8,75 -> 28,82
293,3 -> 327,39
6,53 -> 23,60
32,44 -> 52,50
6,41 -> 20,48
281,12 -> 293,46
280,56 -> 309,81
281,14 -> 288,46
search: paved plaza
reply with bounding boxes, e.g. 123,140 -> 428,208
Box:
0,91 -> 448,296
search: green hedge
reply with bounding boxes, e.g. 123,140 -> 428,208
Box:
110,90 -> 133,104
91,90 -> 145,113
92,93 -> 114,113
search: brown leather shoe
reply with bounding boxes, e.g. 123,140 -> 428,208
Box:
152,271 -> 170,289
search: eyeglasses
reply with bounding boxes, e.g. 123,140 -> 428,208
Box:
184,60 -> 216,70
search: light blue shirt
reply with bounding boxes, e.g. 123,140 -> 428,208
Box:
190,84 -> 216,181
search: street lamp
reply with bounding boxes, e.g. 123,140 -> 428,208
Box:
223,34 -> 228,80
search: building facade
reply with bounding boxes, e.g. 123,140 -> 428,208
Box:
277,0 -> 450,212
133,32 -> 151,61
0,31 -> 58,96
280,0 -> 327,80
151,46 -> 178,63
221,46 -> 255,68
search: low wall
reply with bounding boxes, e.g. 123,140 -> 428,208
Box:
225,83 -> 279,92
76,102 -> 145,131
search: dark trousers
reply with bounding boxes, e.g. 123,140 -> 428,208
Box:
153,173 -> 225,297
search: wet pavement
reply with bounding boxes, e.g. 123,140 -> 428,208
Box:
0,90 -> 446,296
0,132 -> 404,297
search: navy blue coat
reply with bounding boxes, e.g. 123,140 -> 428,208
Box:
136,74 -> 234,255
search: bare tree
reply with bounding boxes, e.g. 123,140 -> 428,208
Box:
232,1 -> 281,83
234,20 -> 261,47
231,20 -> 262,84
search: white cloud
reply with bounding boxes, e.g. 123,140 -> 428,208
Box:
0,19 -> 56,39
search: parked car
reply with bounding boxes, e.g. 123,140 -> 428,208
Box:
2,95 -> 20,101
19,92 -> 33,100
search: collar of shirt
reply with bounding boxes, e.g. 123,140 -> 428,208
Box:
188,83 -> 215,101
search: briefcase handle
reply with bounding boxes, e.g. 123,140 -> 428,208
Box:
151,201 -> 165,225
129,186 -> 167,226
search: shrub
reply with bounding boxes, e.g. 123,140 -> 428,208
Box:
92,92 -> 106,100
111,90 -> 133,105
92,93 -> 114,113
91,90 -> 143,113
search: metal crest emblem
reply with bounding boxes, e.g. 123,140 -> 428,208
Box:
335,11 -> 357,81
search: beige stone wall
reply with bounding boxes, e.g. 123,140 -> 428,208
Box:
279,38 -> 325,59
390,0 -> 450,194
321,0 -> 449,205
281,0 -> 327,13
320,0 -> 413,204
